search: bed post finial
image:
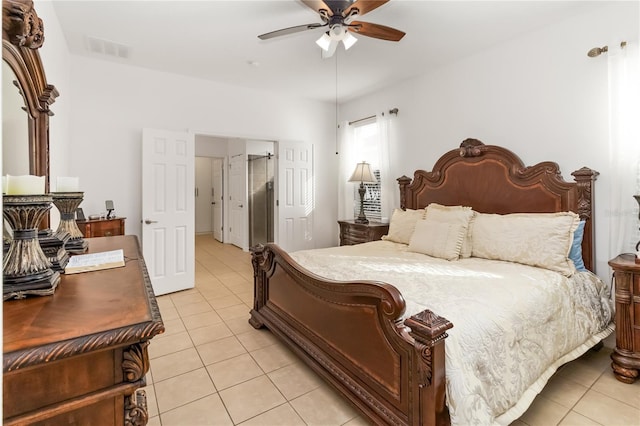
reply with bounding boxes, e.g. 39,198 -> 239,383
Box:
405,310 -> 453,426
459,138 -> 485,157
571,167 -> 599,220
571,167 -> 599,273
397,175 -> 412,210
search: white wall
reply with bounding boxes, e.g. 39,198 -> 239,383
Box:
66,56 -> 337,246
339,2 -> 638,278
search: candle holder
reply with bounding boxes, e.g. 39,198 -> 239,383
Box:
3,194 -> 61,301
38,228 -> 71,272
52,192 -> 88,254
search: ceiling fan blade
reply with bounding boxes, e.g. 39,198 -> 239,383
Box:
300,0 -> 334,16
258,23 -> 326,40
344,0 -> 389,17
348,21 -> 405,41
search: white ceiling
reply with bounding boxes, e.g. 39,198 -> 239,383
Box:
52,0 -> 607,103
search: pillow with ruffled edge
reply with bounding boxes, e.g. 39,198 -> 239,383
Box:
570,220 -> 587,272
408,218 -> 467,261
471,211 -> 580,276
425,203 -> 475,258
381,208 -> 425,245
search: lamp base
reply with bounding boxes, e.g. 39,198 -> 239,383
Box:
355,183 -> 369,225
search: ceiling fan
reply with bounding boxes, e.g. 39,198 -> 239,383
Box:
258,0 -> 405,58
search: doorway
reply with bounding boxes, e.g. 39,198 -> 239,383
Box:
248,153 -> 275,246
194,156 -> 224,241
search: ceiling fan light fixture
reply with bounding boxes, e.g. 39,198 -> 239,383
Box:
342,31 -> 357,50
316,32 -> 332,51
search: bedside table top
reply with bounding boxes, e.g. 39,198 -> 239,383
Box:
608,253 -> 640,271
338,220 -> 389,228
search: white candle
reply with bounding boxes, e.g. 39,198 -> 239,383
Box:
56,176 -> 80,192
6,175 -> 45,195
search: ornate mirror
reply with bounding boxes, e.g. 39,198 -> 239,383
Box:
2,0 -> 58,189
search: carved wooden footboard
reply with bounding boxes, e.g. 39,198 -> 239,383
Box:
250,244 -> 453,426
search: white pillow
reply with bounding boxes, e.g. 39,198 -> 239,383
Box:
408,219 -> 467,261
382,208 -> 425,245
471,212 -> 580,276
425,203 -> 475,258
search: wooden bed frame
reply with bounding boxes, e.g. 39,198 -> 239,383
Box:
250,139 -> 598,426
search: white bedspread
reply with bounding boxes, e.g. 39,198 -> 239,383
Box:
290,241 -> 613,425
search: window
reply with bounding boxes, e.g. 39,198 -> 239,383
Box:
339,114 -> 393,223
352,121 -> 382,221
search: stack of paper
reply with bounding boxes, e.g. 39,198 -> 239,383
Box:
65,249 -> 125,274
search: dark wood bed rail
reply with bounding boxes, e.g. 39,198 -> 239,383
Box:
398,139 -> 598,272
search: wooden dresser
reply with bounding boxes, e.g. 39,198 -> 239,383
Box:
76,217 -> 126,238
3,236 -> 164,425
609,253 -> 640,383
338,220 -> 390,246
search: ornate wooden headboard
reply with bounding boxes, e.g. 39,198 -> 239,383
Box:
398,139 -> 598,272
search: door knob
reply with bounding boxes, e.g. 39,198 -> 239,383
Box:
239,204 -> 243,208
144,219 -> 158,225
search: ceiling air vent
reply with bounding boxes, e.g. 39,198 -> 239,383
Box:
85,36 -> 130,59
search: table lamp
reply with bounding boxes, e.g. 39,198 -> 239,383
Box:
348,162 -> 377,224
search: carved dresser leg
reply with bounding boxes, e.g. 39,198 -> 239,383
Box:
125,390 -> 148,426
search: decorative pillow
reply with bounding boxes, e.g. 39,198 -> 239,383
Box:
425,203 -> 475,258
569,220 -> 587,272
382,208 -> 425,245
471,212 -> 580,276
408,219 -> 467,261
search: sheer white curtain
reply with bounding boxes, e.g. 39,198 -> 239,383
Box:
337,121 -> 356,220
608,41 -> 640,258
376,112 -> 394,222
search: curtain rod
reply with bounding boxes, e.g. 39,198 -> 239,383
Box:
348,108 -> 399,126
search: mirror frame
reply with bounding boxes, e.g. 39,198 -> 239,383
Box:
2,0 -> 58,191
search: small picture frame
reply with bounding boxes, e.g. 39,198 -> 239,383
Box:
75,208 -> 85,221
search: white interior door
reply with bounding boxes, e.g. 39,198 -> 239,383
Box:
212,157 -> 224,242
142,128 -> 195,296
277,140 -> 314,252
195,157 -> 212,234
229,153 -> 247,249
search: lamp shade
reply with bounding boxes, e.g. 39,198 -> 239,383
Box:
342,31 -> 358,50
316,32 -> 332,51
348,162 -> 377,183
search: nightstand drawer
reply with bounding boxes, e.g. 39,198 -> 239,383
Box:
344,227 -> 369,240
77,218 -> 126,238
338,220 -> 389,246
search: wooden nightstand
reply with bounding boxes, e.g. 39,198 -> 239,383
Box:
338,220 -> 389,246
609,253 -> 640,383
76,217 -> 126,238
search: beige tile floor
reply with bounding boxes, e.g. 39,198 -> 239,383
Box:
144,235 -> 640,426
